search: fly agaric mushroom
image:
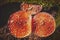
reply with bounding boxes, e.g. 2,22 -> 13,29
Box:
32,12 -> 56,37
21,3 -> 42,15
8,11 -> 32,38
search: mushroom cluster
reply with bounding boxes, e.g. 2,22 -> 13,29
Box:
8,3 -> 56,38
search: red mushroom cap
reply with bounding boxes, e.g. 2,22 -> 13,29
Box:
32,12 -> 56,37
21,3 -> 42,15
8,11 -> 32,38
